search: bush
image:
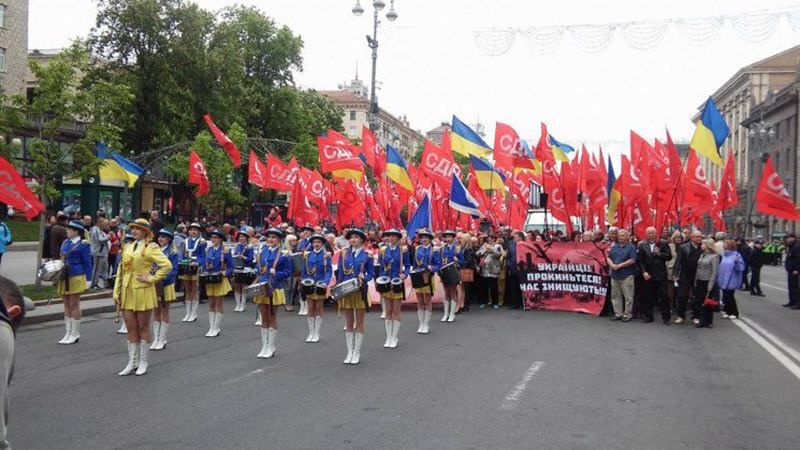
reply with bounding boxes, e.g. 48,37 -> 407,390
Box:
6,220 -> 41,242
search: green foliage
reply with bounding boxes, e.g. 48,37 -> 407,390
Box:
5,220 -> 40,241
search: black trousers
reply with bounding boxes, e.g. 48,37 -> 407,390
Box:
692,281 -> 712,321
478,275 -> 498,305
750,266 -> 762,294
462,281 -> 474,308
676,276 -> 694,319
722,289 -> 739,317
787,272 -> 799,306
642,279 -> 670,321
504,273 -> 522,308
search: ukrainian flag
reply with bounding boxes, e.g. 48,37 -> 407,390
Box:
97,142 -> 144,186
469,155 -> 506,196
548,135 -> 574,162
690,96 -> 729,167
385,145 -> 414,193
606,156 -> 621,225
451,115 -> 492,158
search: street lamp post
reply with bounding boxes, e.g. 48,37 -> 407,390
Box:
352,0 -> 398,131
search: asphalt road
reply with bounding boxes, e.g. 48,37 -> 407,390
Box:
0,250 -> 38,285
7,265 -> 800,449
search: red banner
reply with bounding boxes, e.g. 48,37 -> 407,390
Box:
517,241 -> 609,316
188,150 -> 209,197
0,156 -> 44,219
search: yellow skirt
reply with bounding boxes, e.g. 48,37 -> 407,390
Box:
382,291 -> 404,301
57,275 -> 87,296
340,290 -> 366,309
120,286 -> 157,312
255,288 -> 286,306
179,273 -> 199,281
206,277 -> 232,297
307,293 -> 326,301
160,283 -> 176,302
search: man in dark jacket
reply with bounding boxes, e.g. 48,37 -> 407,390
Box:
749,239 -> 765,296
638,226 -> 673,324
672,230 -> 703,323
784,234 -> 800,308
504,231 -> 523,309
48,214 -> 68,260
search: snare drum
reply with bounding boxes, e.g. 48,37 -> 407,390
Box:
439,262 -> 461,287
38,260 -> 65,282
331,278 -> 361,301
203,272 -> 223,284
410,270 -> 430,289
234,268 -> 256,284
300,278 -> 315,295
178,261 -> 199,276
375,276 -> 391,293
314,282 -> 327,296
233,258 -> 245,270
391,277 -> 404,293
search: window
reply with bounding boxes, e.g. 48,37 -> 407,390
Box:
0,48 -> 6,73
349,110 -> 356,120
0,5 -> 6,29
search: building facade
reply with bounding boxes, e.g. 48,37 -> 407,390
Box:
320,75 -> 424,158
692,45 -> 800,236
0,0 -> 28,96
425,122 -> 451,146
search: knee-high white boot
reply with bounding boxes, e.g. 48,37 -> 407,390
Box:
383,320 -> 393,348
380,298 -> 386,319
441,300 -> 450,322
118,342 -> 139,376
305,316 -> 315,343
448,300 -> 457,322
298,298 -> 308,316
232,291 -> 240,312
64,319 -> 80,344
155,322 -> 168,350
351,332 -> 363,364
135,344 -> 149,375
417,309 -> 424,333
205,311 -> 215,337
257,328 -> 269,358
344,332 -> 354,364
422,310 -> 431,334
254,309 -> 262,326
188,300 -> 199,322
265,328 -> 277,358
214,312 -> 222,336
390,320 -> 400,348
181,301 -> 191,322
150,321 -> 161,350
58,317 -> 72,344
312,316 -> 322,343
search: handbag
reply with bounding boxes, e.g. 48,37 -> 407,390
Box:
460,268 -> 474,283
703,298 -> 720,307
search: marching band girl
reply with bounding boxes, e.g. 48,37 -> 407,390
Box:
231,228 -> 255,312
411,230 -> 440,334
150,229 -> 179,350
203,230 -> 234,337
255,228 -> 291,358
301,234 -> 332,343
377,229 -> 409,348
114,219 -> 172,376
56,221 -> 93,345
439,230 -> 463,323
180,223 -> 206,322
296,225 -> 314,315
336,229 -> 374,364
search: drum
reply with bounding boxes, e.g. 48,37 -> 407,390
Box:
375,276 -> 391,293
178,260 -> 198,275
233,258 -> 245,270
300,278 -> 315,295
38,260 -> 65,282
203,272 -> 223,284
391,277 -> 404,294
331,278 -> 361,301
314,282 -> 327,296
244,281 -> 271,301
439,262 -> 461,287
410,270 -> 430,289
234,268 -> 256,284
291,252 -> 305,274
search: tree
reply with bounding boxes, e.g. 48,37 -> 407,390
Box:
23,43 -> 133,287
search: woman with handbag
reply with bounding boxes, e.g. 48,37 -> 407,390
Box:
203,230 -> 234,338
56,221 -> 93,345
336,229 -> 374,364
411,229 -> 440,335
718,239 -> 745,320
150,229 -> 180,350
694,239 -> 720,328
476,234 -> 503,310
376,229 -> 409,348
255,228 -> 291,358
301,234 -> 332,343
114,219 -> 172,376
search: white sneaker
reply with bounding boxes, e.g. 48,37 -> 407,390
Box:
692,318 -> 700,325
728,315 -> 738,320
721,313 -> 730,319
673,317 -> 684,324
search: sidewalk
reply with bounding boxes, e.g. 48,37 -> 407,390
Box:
25,291 -> 186,325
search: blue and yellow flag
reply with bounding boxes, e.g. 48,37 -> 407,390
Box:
547,135 -> 574,162
97,142 -> 144,185
690,96 -> 729,167
385,145 -> 414,192
451,115 -> 492,158
606,156 -> 621,225
469,155 -> 506,196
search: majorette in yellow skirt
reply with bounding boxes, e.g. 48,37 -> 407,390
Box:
206,277 -> 232,297
254,288 -> 286,306
57,275 -> 88,296
382,290 -> 404,301
120,286 -> 158,311
160,283 -> 176,302
340,290 -> 366,309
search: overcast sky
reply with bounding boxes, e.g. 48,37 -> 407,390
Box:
29,0 -> 800,157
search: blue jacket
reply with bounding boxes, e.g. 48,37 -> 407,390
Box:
160,245 -> 180,286
297,238 -> 311,252
377,245 -> 410,278
336,247 -> 374,283
438,243 -> 463,270
204,244 -> 234,277
258,246 -> 292,289
301,248 -> 332,285
717,250 -> 745,291
233,243 -> 256,269
411,245 -> 441,273
60,238 -> 93,279
0,222 -> 11,254
184,237 -> 206,266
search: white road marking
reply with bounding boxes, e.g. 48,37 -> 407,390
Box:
761,283 -> 788,293
501,361 -> 544,410
739,317 -> 800,363
731,319 -> 800,381
222,367 -> 267,385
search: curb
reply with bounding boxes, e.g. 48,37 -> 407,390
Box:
7,242 -> 39,252
33,290 -> 114,306
24,300 -> 117,325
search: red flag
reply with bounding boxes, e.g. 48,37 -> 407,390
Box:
361,126 -> 378,169
247,151 -> 268,190
710,181 -> 727,232
420,139 -> 461,190
288,180 -> 320,227
535,122 -> 555,164
203,114 -> 241,168
630,131 -> 654,192
619,155 -> 645,204
682,150 -> 713,214
756,157 -> 800,220
188,150 -> 209,197
494,122 -> 533,172
0,156 -> 44,220
631,199 -> 652,240
317,131 -> 364,176
718,155 -> 738,210
336,181 -> 367,227
265,154 -> 296,192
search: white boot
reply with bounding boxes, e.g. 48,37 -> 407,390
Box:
448,300 -> 457,322
64,319 -> 80,344
417,309 -> 424,334
257,328 -> 269,358
422,310 -> 431,334
188,301 -> 198,322
265,328 -> 277,358
232,292 -> 240,312
254,309 -> 262,326
240,296 -> 246,313
380,298 -> 386,319
383,320 -> 393,348
58,317 -> 72,344
441,300 -> 450,322
155,322 -> 168,350
305,316 -> 315,343
205,311 -> 216,337
312,316 -> 322,343
214,312 -> 222,336
135,344 -> 149,375
150,321 -> 162,350
116,320 -> 128,334
118,342 -> 138,376
351,332 -> 363,364
181,301 -> 191,322
298,299 -> 308,316
390,320 -> 400,348
344,332 -> 354,364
